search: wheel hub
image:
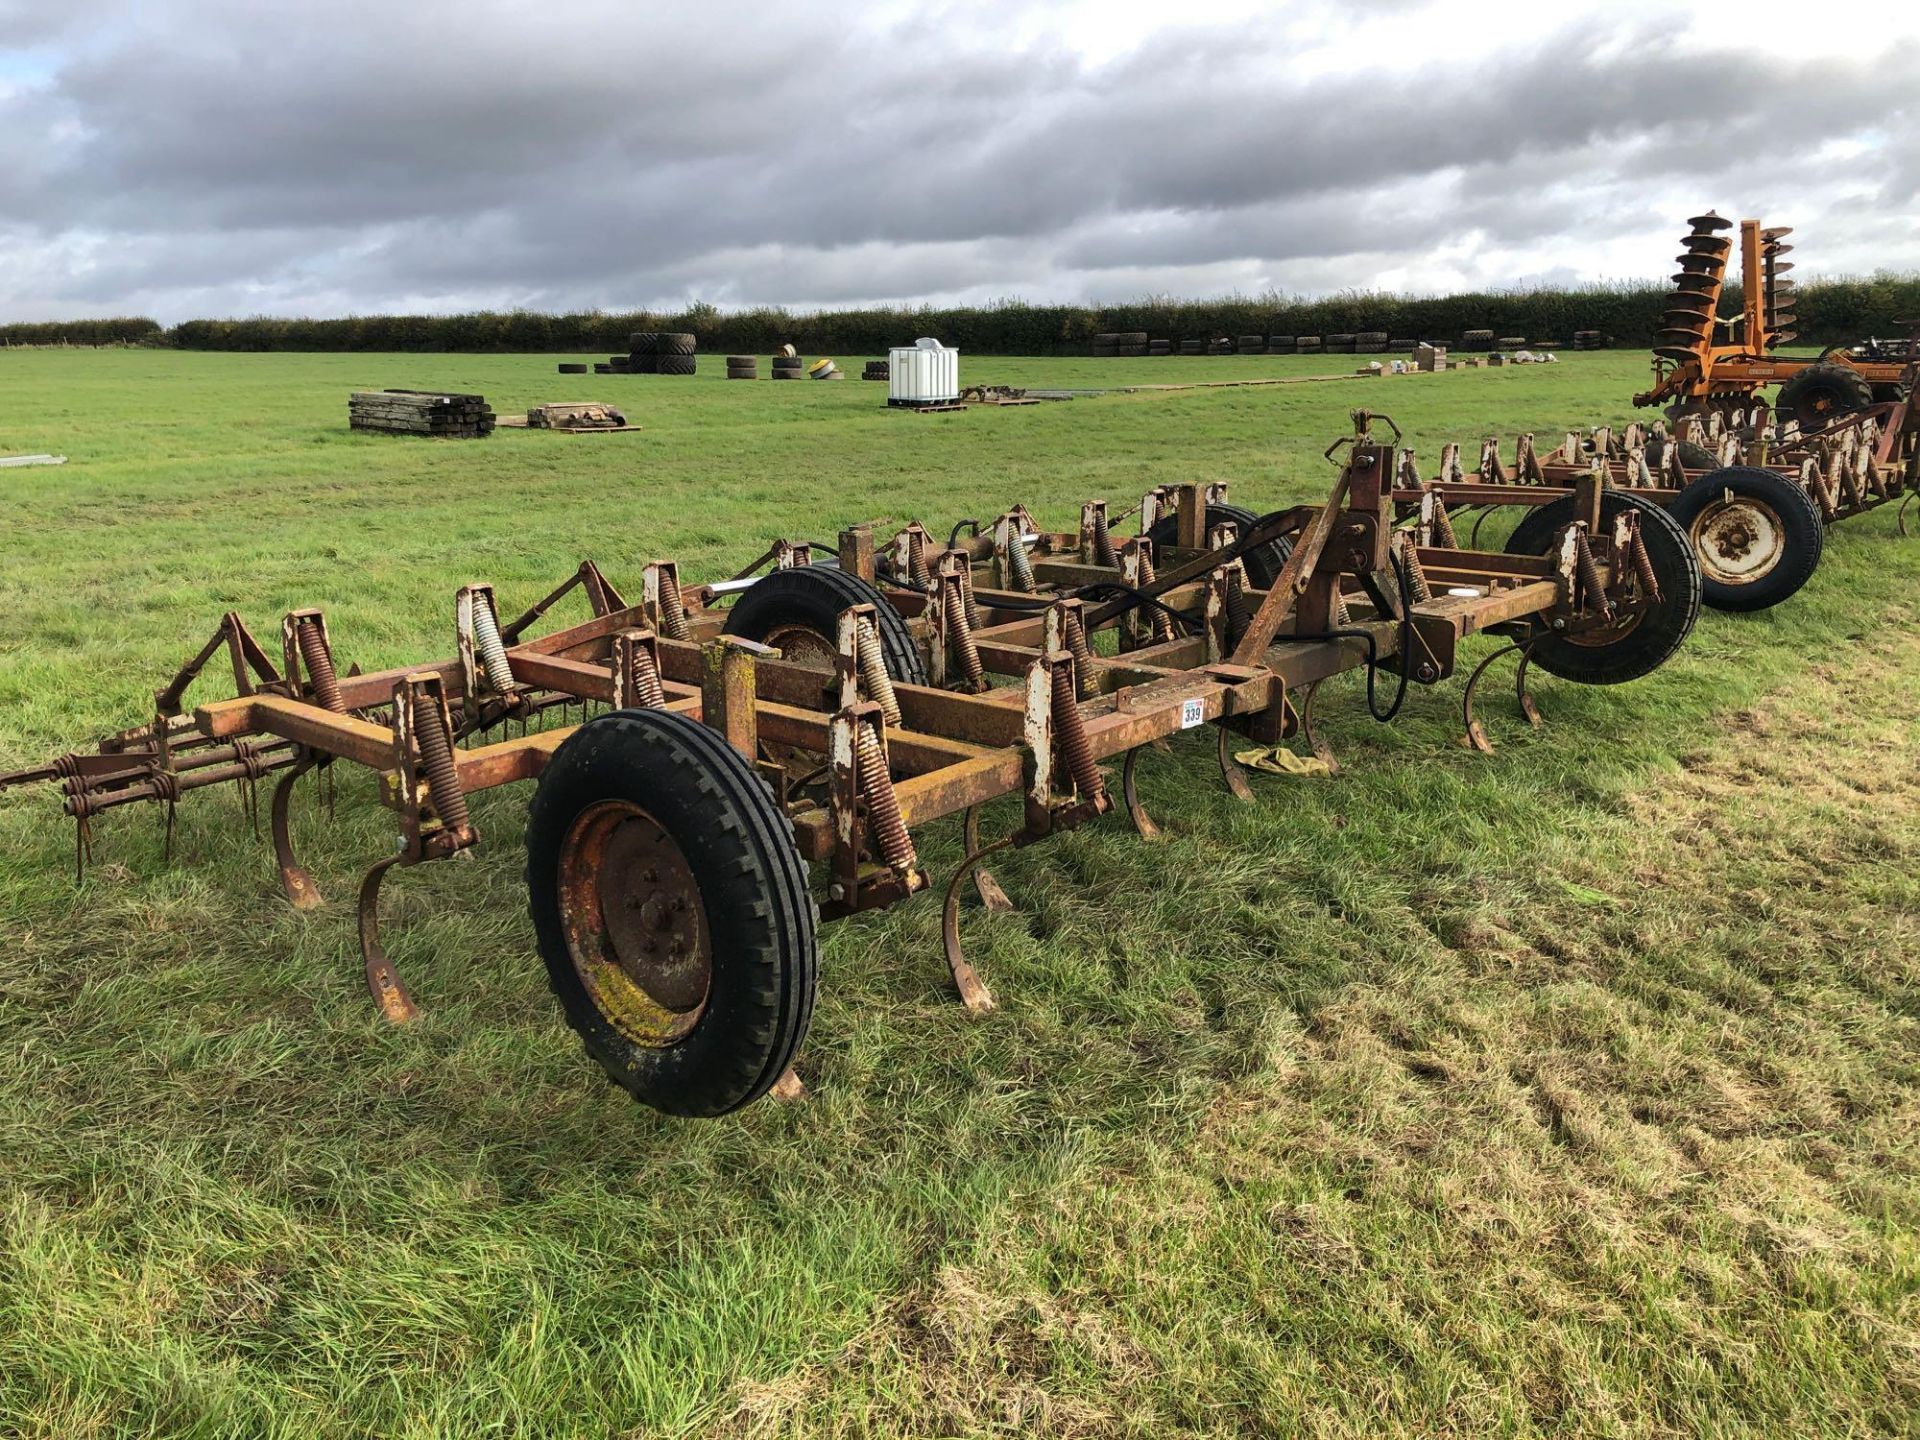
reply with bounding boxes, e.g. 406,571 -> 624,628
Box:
558,800 -> 711,1046
1690,496 -> 1784,584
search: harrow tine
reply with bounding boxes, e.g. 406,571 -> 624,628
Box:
1216,725 -> 1256,803
1461,640 -> 1529,753
941,831 -> 1012,1015
358,854 -> 420,1023
960,805 -> 1015,912
1120,745 -> 1162,840
271,753 -> 325,910
1299,679 -> 1340,775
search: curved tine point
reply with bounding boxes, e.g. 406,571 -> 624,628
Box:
1515,642 -> 1544,728
1461,639 -> 1526,755
961,804 -> 1015,913
941,835 -> 1013,1015
359,854 -> 420,1023
271,753 -> 325,910
1216,725 -> 1256,803
1300,679 -> 1340,774
1121,745 -> 1162,840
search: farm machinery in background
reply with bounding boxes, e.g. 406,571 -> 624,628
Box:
1393,385 -> 1920,613
0,413 -> 1703,1118
1633,212 -> 1919,429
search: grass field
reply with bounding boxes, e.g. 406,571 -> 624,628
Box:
2,349 -> 1917,1438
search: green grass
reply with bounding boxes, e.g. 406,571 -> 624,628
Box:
2,349 -> 1917,1438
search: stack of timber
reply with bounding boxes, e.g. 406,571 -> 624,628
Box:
349,389 -> 495,438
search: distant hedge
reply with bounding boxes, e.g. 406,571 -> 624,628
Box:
11,278 -> 1920,354
0,317 -> 165,347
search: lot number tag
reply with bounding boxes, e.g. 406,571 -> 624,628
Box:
1180,698 -> 1206,730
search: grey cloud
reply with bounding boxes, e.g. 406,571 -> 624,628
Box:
0,0 -> 1915,321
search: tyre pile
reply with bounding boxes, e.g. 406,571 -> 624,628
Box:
630,331 -> 698,376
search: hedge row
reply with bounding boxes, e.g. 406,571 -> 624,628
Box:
0,317 -> 166,347
9,277 -> 1918,354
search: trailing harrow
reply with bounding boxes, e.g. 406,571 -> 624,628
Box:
1392,386 -> 1920,612
2,414 -> 1703,1115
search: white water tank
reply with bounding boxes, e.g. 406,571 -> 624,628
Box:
887,340 -> 959,405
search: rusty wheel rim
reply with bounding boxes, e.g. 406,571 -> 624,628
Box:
558,800 -> 711,1047
762,623 -> 837,672
1689,494 -> 1785,586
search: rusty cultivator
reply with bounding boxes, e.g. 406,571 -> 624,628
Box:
2,414 -> 1702,1116
1393,385 -> 1920,613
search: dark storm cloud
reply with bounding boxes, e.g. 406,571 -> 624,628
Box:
1,0 -> 1915,320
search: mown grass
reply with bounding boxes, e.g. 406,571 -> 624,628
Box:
1,349 -> 1917,1438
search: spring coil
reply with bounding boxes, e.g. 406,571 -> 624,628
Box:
295,619 -> 346,713
955,556 -> 982,631
657,570 -> 691,642
856,620 -> 902,725
1224,564 -> 1255,647
853,720 -> 916,875
947,580 -> 985,688
1006,528 -> 1036,593
1626,517 -> 1661,603
1091,510 -> 1116,567
1396,534 -> 1433,604
1430,497 -> 1459,549
1571,527 -> 1614,623
412,696 -> 470,833
1050,663 -> 1105,805
628,643 -> 668,708
471,592 -> 516,693
907,531 -> 931,590
1135,547 -> 1177,644
1064,609 -> 1099,699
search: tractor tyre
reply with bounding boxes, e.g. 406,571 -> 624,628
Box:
723,564 -> 926,683
1147,501 -> 1295,590
1504,491 -> 1701,684
526,709 -> 818,1116
1776,362 -> 1875,430
1667,465 -> 1824,612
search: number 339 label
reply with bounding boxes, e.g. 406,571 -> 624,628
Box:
1180,698 -> 1206,729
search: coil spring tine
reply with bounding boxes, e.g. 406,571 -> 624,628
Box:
1572,527 -> 1613,624
853,719 -> 917,876
1064,609 -> 1099,700
471,591 -> 516,693
657,570 -> 691,642
1050,664 -> 1105,806
295,618 -> 346,713
855,619 -> 902,725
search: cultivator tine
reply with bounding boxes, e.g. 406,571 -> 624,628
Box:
1120,746 -> 1162,840
357,854 -> 418,1024
271,753 -> 326,909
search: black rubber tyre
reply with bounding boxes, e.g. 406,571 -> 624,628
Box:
1147,501 -> 1294,590
723,565 -> 927,684
526,709 -> 817,1117
1504,491 -> 1701,684
657,355 -> 697,376
1667,465 -> 1823,612
629,332 -> 660,355
1776,362 -> 1874,430
656,333 -> 697,356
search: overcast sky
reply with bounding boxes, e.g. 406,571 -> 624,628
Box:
2,0 -> 1917,322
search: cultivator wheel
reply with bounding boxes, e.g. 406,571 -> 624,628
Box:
1145,501 -> 1295,588
1503,492 -> 1701,684
1668,465 -> 1825,612
525,709 -> 817,1117
723,566 -> 927,682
